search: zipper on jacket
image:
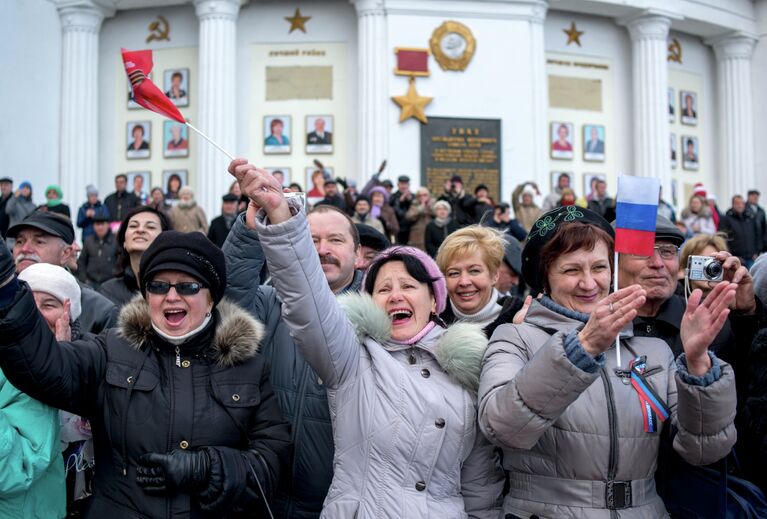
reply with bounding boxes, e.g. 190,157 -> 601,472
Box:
600,367 -> 620,519
286,363 -> 312,516
175,346 -> 181,367
166,351 -> 176,519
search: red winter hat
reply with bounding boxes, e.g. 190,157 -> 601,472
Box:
693,183 -> 707,198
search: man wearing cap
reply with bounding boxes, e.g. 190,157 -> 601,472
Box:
354,223 -> 391,270
719,195 -> 759,268
390,175 -> 413,244
207,193 -> 240,248
747,190 -> 766,254
104,174 -> 139,225
315,178 -> 347,212
77,213 -> 117,290
0,177 -> 13,238
223,172 -> 363,519
8,212 -> 118,334
5,181 -> 35,247
438,174 -> 475,227
76,185 -> 110,242
495,234 -> 523,297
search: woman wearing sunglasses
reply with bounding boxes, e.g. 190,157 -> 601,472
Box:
0,231 -> 290,518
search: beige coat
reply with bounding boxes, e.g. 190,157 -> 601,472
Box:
405,197 -> 435,252
511,184 -> 541,231
478,299 -> 737,518
169,202 -> 208,234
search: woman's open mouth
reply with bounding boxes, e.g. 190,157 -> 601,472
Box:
164,309 -> 187,326
389,309 -> 413,325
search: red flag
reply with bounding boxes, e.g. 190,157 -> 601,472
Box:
122,48 -> 186,124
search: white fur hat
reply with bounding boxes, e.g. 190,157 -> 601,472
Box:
18,263 -> 82,321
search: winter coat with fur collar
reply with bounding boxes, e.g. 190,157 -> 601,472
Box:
0,287 -> 290,519
256,210 -> 503,519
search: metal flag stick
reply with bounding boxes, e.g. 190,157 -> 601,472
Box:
614,251 -> 622,368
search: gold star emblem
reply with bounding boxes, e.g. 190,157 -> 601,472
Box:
285,8 -> 311,34
563,22 -> 584,46
392,77 -> 432,124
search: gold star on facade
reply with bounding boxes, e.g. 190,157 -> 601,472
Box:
392,77 -> 432,124
563,22 -> 584,46
285,8 -> 310,33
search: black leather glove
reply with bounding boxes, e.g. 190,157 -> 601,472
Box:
136,449 -> 210,495
0,241 -> 15,286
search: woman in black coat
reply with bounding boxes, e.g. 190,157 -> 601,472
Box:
0,231 -> 290,518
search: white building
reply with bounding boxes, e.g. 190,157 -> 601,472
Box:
3,0 -> 767,222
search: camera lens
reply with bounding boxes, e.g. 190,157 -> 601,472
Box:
704,261 -> 723,279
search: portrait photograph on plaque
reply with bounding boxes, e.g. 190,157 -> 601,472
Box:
680,90 -> 698,126
263,116 -> 291,154
163,68 -> 189,107
670,133 -> 677,168
163,170 -> 187,204
127,171 -> 151,203
682,135 -> 699,170
582,124 -> 605,162
668,87 -> 675,122
126,121 -> 151,159
550,122 -> 574,160
550,171 -> 573,192
163,121 -> 189,158
266,167 -> 291,187
583,173 -> 606,200
306,115 -> 334,154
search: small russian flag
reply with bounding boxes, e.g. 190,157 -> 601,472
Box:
615,176 -> 661,257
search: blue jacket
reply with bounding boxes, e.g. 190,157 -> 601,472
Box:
222,215 -> 362,519
76,202 -> 110,241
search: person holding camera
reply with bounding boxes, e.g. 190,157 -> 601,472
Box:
438,175 -> 475,227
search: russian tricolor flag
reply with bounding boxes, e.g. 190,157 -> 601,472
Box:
615,176 -> 661,257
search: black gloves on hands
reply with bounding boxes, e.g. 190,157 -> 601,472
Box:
136,449 -> 211,495
0,241 -> 15,287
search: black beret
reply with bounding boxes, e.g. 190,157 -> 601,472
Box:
140,231 -> 227,304
522,206 -> 614,294
222,194 -> 239,202
397,175 -> 410,183
355,223 -> 391,251
474,184 -> 489,194
8,211 -> 75,244
502,234 -> 522,276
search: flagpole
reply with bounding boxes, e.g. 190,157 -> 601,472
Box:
185,122 -> 235,161
614,251 -> 621,368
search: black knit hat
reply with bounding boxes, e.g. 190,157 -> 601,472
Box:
139,231 -> 227,304
522,206 -> 614,294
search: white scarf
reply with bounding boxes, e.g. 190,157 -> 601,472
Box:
451,288 -> 502,328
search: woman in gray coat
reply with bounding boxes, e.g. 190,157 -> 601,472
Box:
478,206 -> 738,518
228,159 -> 503,519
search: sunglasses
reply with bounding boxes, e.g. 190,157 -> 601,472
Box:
146,281 -> 205,296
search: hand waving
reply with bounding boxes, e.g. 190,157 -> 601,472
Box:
578,285 -> 647,356
54,299 -> 72,341
228,159 -> 291,224
680,281 -> 737,375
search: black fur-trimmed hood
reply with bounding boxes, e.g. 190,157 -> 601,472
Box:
118,295 -> 265,367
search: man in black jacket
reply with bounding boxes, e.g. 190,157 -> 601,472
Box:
104,174 -> 139,224
77,215 -> 117,289
7,212 -> 118,334
0,177 -> 13,238
390,175 -> 413,244
747,190 -> 767,254
438,174 -> 475,227
207,194 -> 239,248
314,179 -> 347,212
719,195 -> 758,268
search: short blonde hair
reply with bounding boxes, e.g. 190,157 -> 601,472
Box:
436,225 -> 505,275
680,233 -> 728,269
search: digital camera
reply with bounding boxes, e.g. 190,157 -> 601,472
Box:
687,255 -> 724,282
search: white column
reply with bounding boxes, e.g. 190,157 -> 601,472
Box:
352,0 -> 388,178
528,5 -> 549,194
710,33 -> 756,201
623,13 -> 672,196
194,0 -> 240,220
56,1 -> 111,227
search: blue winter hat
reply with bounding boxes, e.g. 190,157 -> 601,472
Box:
19,181 -> 32,191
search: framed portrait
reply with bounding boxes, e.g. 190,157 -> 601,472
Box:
162,170 -> 188,204
670,133 -> 677,168
163,68 -> 189,107
127,171 -> 151,204
668,87 -> 675,122
550,171 -> 573,192
126,121 -> 151,159
305,166 -> 333,204
582,124 -> 605,162
550,122 -> 574,160
265,167 -> 291,187
680,90 -> 698,126
682,135 -> 699,170
583,173 -> 606,200
263,115 -> 292,154
163,121 -> 189,158
306,115 -> 334,154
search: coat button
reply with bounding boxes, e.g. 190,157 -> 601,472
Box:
126,376 -> 133,384
179,440 -> 189,449
232,394 -> 240,402
420,368 -> 430,378
435,418 -> 445,428
415,481 -> 426,491
181,360 -> 191,368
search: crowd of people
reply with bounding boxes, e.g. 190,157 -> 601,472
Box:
0,164 -> 765,518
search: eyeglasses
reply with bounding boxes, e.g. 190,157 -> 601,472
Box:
146,281 -> 205,296
628,244 -> 679,260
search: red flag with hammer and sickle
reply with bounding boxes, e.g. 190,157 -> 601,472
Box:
122,48 -> 185,124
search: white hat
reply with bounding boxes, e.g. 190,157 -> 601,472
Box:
18,263 -> 82,321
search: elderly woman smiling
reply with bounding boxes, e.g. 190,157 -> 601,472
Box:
478,206 -> 738,518
228,158 -> 503,519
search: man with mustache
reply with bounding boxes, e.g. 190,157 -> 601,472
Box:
223,191 -> 362,519
7,212 -> 118,335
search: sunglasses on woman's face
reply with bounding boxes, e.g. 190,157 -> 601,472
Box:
146,281 -> 205,296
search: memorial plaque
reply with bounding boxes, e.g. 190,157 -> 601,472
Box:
421,117 -> 502,200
